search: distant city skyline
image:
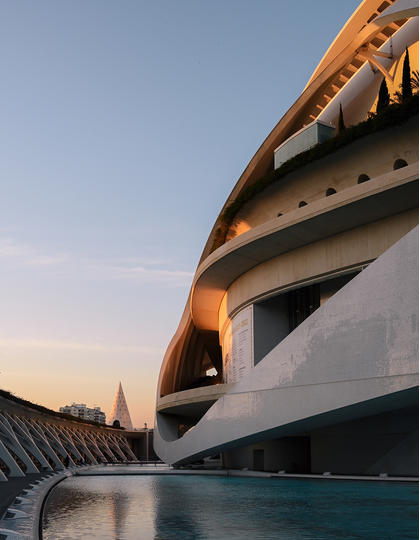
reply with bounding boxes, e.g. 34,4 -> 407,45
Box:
0,1 -> 360,426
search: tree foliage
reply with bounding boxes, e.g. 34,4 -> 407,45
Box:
376,78 -> 390,113
411,70 -> 419,92
338,103 -> 346,133
402,47 -> 413,101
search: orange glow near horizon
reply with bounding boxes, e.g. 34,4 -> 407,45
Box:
0,341 -> 159,428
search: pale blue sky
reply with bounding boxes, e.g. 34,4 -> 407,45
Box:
0,1 -> 360,426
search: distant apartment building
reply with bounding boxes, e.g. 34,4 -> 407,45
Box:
59,403 -> 106,424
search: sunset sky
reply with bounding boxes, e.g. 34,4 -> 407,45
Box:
0,1 -> 360,427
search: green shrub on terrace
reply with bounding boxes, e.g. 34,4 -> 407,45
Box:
211,95 -> 418,252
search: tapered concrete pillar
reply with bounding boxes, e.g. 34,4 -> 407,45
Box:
0,414 -> 39,474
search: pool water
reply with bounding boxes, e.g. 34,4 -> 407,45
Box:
42,475 -> 418,539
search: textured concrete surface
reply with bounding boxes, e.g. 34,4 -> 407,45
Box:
155,227 -> 418,466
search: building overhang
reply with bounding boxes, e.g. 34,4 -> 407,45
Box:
190,163 -> 418,332
157,384 -> 232,418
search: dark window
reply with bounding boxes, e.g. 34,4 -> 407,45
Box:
298,201 -> 307,208
394,159 -> 408,170
326,187 -> 336,196
288,283 -> 320,332
358,174 -> 370,184
277,212 -> 283,217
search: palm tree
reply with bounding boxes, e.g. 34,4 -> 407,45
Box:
411,70 -> 419,92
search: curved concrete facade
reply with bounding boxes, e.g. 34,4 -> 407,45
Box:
155,0 -> 419,475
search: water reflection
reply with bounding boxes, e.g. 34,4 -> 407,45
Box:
109,488 -> 130,538
43,476 -> 156,540
153,476 -> 202,540
42,474 -> 418,540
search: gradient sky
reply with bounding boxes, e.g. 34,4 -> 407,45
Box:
0,1 -> 360,427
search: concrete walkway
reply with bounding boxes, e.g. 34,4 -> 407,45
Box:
76,464 -> 419,482
0,473 -> 50,519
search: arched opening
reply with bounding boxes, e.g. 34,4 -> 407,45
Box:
277,212 -> 283,217
358,174 -> 370,184
394,159 -> 408,170
326,188 -> 336,196
298,201 -> 307,208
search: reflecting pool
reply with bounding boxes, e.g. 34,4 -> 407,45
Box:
42,475 -> 418,539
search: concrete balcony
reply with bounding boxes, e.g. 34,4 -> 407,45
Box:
190,162 -> 418,332
157,384 -> 232,419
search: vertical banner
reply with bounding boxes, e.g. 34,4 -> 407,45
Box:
222,305 -> 254,383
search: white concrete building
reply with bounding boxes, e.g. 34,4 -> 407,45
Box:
59,403 -> 106,424
154,0 -> 419,476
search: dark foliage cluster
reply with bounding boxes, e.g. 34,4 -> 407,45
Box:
402,46 -> 413,101
377,78 -> 390,113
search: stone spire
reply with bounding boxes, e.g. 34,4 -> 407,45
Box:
109,382 -> 133,430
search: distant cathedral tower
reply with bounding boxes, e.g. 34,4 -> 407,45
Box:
109,382 -> 133,430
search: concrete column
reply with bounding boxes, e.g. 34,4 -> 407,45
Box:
0,414 -> 39,474
0,439 -> 25,477
6,415 -> 52,472
22,419 -> 64,470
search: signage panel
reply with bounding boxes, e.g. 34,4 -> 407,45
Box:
222,305 -> 254,383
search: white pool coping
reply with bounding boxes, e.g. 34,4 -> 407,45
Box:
0,466 -> 97,540
77,464 -> 419,482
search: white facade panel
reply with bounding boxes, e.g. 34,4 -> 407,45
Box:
222,305 -> 254,384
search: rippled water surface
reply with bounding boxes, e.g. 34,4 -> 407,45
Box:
42,474 -> 418,539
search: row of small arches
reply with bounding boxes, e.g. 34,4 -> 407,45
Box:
277,159 -> 408,216
358,159 -> 408,184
